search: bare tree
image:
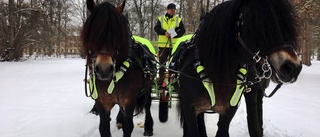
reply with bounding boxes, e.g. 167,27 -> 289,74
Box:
290,0 -> 320,65
127,0 -> 160,40
7,0 -> 16,61
1,0 -> 318,62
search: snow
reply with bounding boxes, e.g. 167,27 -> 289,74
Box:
0,58 -> 319,137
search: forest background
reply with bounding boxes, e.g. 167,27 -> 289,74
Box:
0,0 -> 319,66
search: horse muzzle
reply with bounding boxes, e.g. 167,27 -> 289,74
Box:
94,54 -> 115,81
269,49 -> 302,84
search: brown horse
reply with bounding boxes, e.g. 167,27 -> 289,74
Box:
81,1 -> 156,137
170,0 -> 303,136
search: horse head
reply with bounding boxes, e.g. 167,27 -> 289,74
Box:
81,0 -> 129,81
236,0 -> 302,84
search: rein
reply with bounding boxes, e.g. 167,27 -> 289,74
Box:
84,63 -> 92,97
84,53 -> 98,99
263,83 -> 283,98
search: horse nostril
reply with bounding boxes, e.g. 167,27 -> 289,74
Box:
280,61 -> 295,76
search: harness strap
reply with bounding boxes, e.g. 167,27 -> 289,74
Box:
230,66 -> 247,106
194,63 -> 248,107
160,16 -> 163,28
176,16 -> 179,27
88,59 -> 98,100
196,64 -> 216,106
89,74 -> 98,99
264,83 -> 282,98
107,61 -> 131,94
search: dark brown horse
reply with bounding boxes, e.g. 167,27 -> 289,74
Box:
170,0 -> 302,136
81,1 -> 156,137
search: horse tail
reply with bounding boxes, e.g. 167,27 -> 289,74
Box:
177,97 -> 184,128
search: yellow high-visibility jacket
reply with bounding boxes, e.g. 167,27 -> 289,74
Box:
157,15 -> 182,48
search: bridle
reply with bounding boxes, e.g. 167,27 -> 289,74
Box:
84,49 -> 119,98
235,11 -> 296,97
236,13 -> 273,83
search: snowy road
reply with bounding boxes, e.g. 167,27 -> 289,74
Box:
0,58 -> 319,137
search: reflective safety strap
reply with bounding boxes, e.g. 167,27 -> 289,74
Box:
196,65 -> 215,106
230,67 -> 247,106
107,61 -> 131,94
89,75 -> 98,100
160,16 -> 164,29
176,16 -> 179,27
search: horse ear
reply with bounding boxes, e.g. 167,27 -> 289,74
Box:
115,0 -> 126,14
87,0 -> 95,13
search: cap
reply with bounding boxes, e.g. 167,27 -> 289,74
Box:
167,3 -> 176,9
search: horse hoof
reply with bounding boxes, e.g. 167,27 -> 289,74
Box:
116,123 -> 122,129
143,130 -> 153,136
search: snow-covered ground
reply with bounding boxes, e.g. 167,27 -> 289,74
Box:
0,58 -> 319,137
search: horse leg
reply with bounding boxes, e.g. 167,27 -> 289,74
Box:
90,102 -> 99,115
116,107 -> 124,129
122,103 -> 135,137
96,102 -> 112,137
143,92 -> 154,136
216,106 -> 238,137
184,112 -> 207,137
182,118 -> 187,137
182,105 -> 200,137
197,112 -> 208,137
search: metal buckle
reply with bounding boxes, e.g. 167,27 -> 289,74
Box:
253,50 -> 261,63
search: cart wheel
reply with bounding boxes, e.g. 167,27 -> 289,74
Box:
159,92 -> 169,122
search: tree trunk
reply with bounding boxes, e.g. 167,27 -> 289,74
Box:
133,0 -> 144,37
150,0 -> 154,40
301,19 -> 312,66
317,47 -> 320,61
57,1 -> 62,58
8,0 -> 15,61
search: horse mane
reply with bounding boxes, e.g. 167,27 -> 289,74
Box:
81,2 -> 129,64
196,1 -> 240,83
197,0 -> 298,83
240,0 -> 299,54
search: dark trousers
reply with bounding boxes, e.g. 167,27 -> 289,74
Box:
158,47 -> 172,84
244,87 -> 264,137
